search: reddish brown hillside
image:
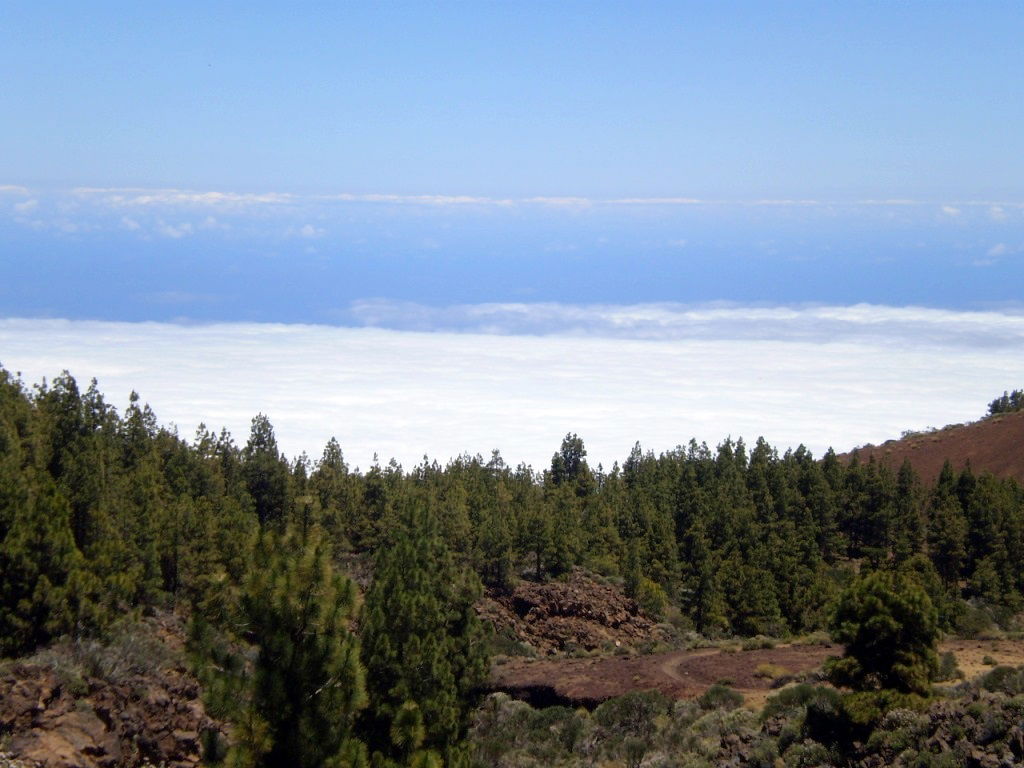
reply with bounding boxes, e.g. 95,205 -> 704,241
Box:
841,410 -> 1024,484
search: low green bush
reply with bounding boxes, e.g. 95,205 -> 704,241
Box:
934,651 -> 963,682
762,683 -> 830,720
955,603 -> 994,639
635,577 -> 669,620
980,665 -> 1024,694
742,635 -> 777,651
593,689 -> 671,740
697,683 -> 743,711
754,662 -> 789,680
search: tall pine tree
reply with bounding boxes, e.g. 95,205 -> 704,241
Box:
239,528 -> 368,768
360,507 -> 488,767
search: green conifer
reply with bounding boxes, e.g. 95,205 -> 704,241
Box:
239,528 -> 368,768
0,467 -> 84,656
360,507 -> 489,766
826,569 -> 939,695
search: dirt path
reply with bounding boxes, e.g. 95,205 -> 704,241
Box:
490,638 -> 1024,710
658,649 -> 717,684
490,643 -> 835,708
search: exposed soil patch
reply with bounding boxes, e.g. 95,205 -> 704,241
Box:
943,637 -> 1024,681
490,643 -> 835,709
841,410 -> 1024,484
490,638 -> 1024,710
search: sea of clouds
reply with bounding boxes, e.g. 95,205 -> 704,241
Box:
1,304 -> 1022,471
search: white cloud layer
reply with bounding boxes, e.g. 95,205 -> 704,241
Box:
349,300 -> 1024,349
1,311 -> 1021,471
4,185 -> 1024,241
71,187 -> 295,208
7,185 -> 1024,215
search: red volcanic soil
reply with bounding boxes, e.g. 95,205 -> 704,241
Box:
840,410 -> 1024,484
490,644 -> 835,709
489,638 -> 1024,710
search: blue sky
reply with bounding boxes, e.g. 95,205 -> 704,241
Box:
4,2 -> 1024,200
3,2 -> 1024,324
2,3 -> 1024,462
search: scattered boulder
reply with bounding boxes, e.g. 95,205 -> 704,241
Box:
477,569 -> 661,655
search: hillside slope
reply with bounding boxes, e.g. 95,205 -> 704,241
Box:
842,409 -> 1024,483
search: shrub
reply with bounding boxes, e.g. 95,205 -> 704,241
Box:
742,635 -> 777,651
791,630 -> 831,646
488,628 -> 537,658
809,690 -> 929,748
781,740 -> 835,768
745,738 -> 779,768
754,662 -> 790,680
697,683 -> 743,711
980,665 -> 1024,694
689,707 -> 759,749
910,752 -> 963,768
587,553 -> 620,577
934,651 -> 963,682
664,607 -> 695,637
636,577 -> 669,619
762,683 -> 824,720
800,685 -> 844,745
468,693 -> 535,764
594,689 -> 671,740
955,603 -> 993,639
622,735 -> 648,768
26,616 -> 176,691
527,705 -> 586,752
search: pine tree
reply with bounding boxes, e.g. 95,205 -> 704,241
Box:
520,501 -> 552,580
476,481 -> 515,590
360,507 -> 489,766
681,516 -> 728,635
549,433 -> 595,499
928,496 -> 968,589
312,437 -> 362,548
544,482 -> 581,577
242,415 -> 290,528
239,528 -> 368,768
721,546 -> 782,636
893,460 -> 926,563
0,466 -> 85,656
826,569 -> 939,695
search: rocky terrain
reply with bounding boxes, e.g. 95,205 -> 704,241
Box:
476,569 -> 665,656
0,617 -> 225,768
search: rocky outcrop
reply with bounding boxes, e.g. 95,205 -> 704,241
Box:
0,661 -> 221,768
477,569 -> 662,655
848,690 -> 1024,768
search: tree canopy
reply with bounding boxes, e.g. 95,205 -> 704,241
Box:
826,570 -> 939,696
